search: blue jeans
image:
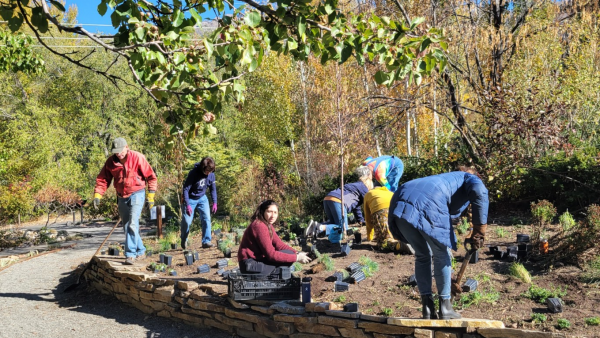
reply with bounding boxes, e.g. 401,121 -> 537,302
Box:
391,217 -> 452,299
117,190 -> 146,258
181,195 -> 212,245
323,200 -> 348,231
387,158 -> 404,192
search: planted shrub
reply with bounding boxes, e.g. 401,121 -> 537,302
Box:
531,313 -> 547,324
509,262 -> 532,283
556,318 -> 571,330
522,284 -> 567,303
333,295 -> 346,302
456,217 -> 470,235
359,255 -> 379,278
531,200 -> 557,226
292,262 -> 303,272
559,211 -> 576,232
495,227 -> 507,238
318,254 -> 335,271
381,308 -> 393,317
585,317 -> 600,326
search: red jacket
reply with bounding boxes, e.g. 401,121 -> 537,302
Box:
94,150 -> 158,198
237,219 -> 297,265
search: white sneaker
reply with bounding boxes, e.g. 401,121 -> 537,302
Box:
304,220 -> 315,238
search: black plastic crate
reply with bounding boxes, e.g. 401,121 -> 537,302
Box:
216,259 -> 228,269
350,270 -> 366,283
228,273 -> 301,301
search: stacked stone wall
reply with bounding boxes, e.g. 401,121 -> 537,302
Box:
84,257 -> 567,338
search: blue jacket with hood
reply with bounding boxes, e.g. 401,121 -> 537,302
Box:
388,171 -> 489,250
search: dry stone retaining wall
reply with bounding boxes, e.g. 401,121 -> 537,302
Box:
84,256 -> 568,338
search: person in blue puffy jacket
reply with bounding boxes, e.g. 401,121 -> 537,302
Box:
388,168 -> 488,320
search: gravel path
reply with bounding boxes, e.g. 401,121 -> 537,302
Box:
0,223 -> 232,338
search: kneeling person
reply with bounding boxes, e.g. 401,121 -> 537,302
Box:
238,200 -> 311,277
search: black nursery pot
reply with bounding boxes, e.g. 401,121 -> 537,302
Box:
493,250 -> 505,260
197,264 -> 210,274
146,250 -> 153,257
112,248 -> 121,256
184,254 -> 194,266
223,248 -> 232,258
516,234 -> 530,243
341,244 -> 351,256
344,303 -> 359,312
469,250 -> 479,264
354,232 -> 362,244
163,255 -> 173,266
170,243 -> 178,250
193,251 -> 199,262
334,281 -> 350,292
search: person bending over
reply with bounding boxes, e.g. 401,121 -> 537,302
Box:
238,200 -> 311,277
388,168 -> 488,320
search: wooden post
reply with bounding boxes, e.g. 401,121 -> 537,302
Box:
157,205 -> 163,239
80,207 -> 84,225
72,211 -> 76,224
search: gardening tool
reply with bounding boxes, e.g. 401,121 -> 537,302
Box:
451,238 -> 481,296
64,218 -> 122,292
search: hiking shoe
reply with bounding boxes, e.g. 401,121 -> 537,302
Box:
304,220 -> 316,238
123,257 -> 135,265
202,242 -> 214,248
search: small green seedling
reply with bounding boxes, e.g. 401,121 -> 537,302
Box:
381,308 -> 393,316
495,227 -> 506,238
559,211 -> 576,231
556,318 -> 571,329
585,317 -> 600,326
333,295 -> 346,302
359,255 -> 379,278
531,313 -> 547,324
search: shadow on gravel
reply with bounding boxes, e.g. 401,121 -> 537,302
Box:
43,271 -> 232,338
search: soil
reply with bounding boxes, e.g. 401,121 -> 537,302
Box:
134,222 -> 600,337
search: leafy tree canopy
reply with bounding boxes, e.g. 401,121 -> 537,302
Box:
0,0 -> 446,143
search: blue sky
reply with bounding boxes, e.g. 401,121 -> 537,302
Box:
65,0 -> 244,34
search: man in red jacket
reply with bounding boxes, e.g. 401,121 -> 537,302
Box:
93,137 -> 158,265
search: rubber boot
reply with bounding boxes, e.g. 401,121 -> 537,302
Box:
438,296 -> 461,319
421,295 -> 438,319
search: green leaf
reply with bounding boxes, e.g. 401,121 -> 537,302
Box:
173,10 -> 184,27
190,8 -> 202,25
297,16 -> 306,37
49,0 -> 65,12
203,39 -> 213,58
135,27 -> 145,40
7,14 -> 23,32
164,30 -> 179,41
245,11 -> 261,28
207,124 -> 217,135
374,71 -> 387,85
288,38 -> 298,50
324,4 -> 334,15
249,58 -> 258,72
440,40 -> 448,51
110,11 -> 121,28
410,17 -> 426,29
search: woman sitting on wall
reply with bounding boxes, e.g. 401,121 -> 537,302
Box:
238,200 -> 312,277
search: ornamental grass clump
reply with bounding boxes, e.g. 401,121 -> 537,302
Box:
359,255 -> 379,278
509,262 -> 532,283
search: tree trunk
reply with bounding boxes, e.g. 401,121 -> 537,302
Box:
299,61 -> 313,188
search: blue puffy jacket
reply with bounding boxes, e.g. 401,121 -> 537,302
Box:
388,171 -> 489,250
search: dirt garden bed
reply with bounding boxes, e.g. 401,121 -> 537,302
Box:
127,221 -> 600,337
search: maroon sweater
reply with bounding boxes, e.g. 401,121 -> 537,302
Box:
237,219 -> 297,265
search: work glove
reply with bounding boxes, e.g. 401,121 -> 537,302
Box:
296,252 -> 312,264
147,191 -> 155,210
93,193 -> 102,209
466,224 -> 487,250
211,203 -> 218,214
451,278 -> 463,296
186,205 -> 193,216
